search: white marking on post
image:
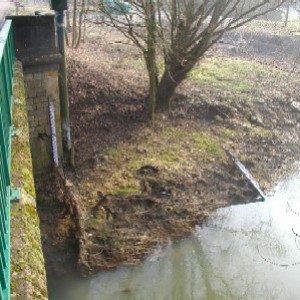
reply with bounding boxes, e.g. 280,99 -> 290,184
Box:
49,101 -> 59,166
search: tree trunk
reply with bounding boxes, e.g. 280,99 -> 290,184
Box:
66,10 -> 72,32
72,0 -> 78,48
156,70 -> 177,113
145,52 -> 158,120
83,10 -> 86,43
76,0 -> 86,48
156,39 -> 209,113
65,29 -> 69,47
148,67 -> 157,121
145,1 -> 158,120
65,11 -> 70,47
285,2 -> 290,27
156,65 -> 188,113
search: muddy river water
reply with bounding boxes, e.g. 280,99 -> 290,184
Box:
53,164 -> 300,300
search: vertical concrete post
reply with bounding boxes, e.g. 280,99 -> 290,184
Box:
54,9 -> 73,165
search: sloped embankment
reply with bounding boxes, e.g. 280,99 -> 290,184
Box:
64,37 -> 300,274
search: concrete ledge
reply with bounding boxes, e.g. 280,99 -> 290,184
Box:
10,61 -> 48,300
21,53 -> 62,68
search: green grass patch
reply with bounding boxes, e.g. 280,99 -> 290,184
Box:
222,128 -> 238,139
191,132 -> 223,158
190,57 -> 274,93
96,125 -> 226,196
161,151 -> 180,163
161,127 -> 187,141
250,126 -> 274,139
244,19 -> 300,36
111,185 -> 140,196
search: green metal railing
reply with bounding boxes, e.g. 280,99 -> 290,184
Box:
0,20 -> 14,300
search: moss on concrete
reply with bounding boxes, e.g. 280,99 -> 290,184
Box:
10,61 -> 48,299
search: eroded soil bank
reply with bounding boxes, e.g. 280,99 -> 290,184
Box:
38,23 -> 300,279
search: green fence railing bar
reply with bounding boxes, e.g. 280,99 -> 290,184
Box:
0,19 -> 15,300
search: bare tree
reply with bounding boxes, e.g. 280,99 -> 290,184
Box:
72,0 -> 78,47
76,0 -> 86,47
98,0 -> 286,118
68,0 -> 87,48
284,0 -> 300,25
284,0 -> 291,26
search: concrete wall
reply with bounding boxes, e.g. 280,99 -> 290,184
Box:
23,66 -> 63,175
10,61 -> 48,300
8,15 -> 63,175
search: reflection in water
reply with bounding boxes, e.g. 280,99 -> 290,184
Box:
54,167 -> 300,300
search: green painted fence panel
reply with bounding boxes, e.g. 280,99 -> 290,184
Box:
0,20 -> 14,300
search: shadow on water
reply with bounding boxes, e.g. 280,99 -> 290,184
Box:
52,164 -> 300,300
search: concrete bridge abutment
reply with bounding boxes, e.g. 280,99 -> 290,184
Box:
8,15 -> 64,175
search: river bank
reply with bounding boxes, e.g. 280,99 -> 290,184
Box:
52,164 -> 300,300
40,22 -> 300,279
